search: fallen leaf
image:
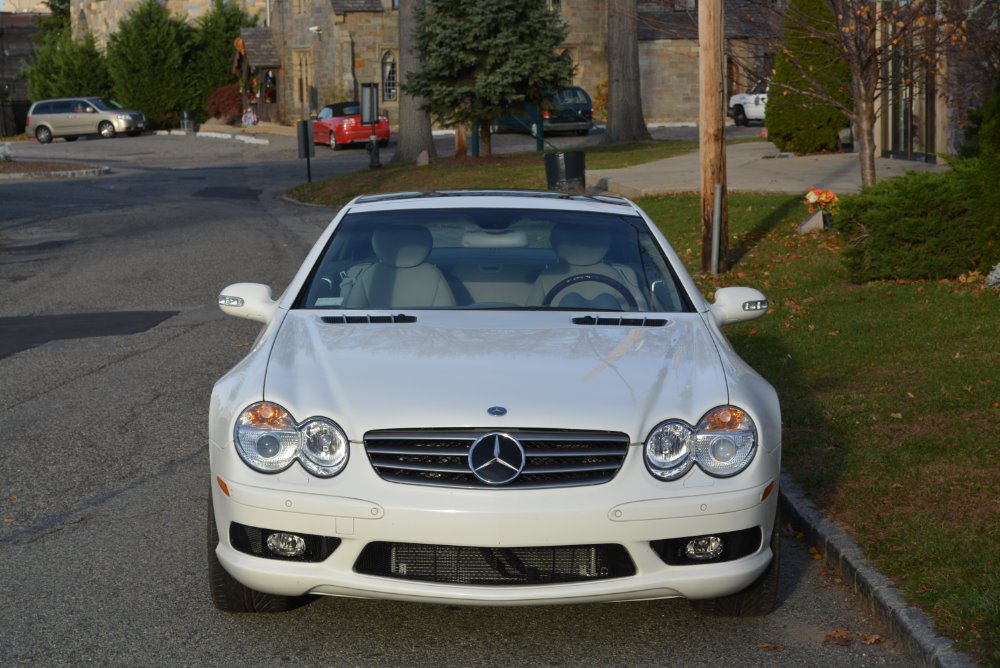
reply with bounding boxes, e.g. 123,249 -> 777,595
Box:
759,642 -> 785,651
827,330 -> 840,337
824,627 -> 853,646
858,632 -> 885,646
890,413 -> 903,419
808,546 -> 823,560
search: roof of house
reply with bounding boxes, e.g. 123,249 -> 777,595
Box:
240,27 -> 280,68
331,0 -> 384,14
638,1 -> 778,41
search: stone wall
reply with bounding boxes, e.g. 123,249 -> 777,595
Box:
71,0 -> 265,46
640,40 -> 700,123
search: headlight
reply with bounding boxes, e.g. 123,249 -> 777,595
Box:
234,402 -> 349,478
644,421 -> 694,480
645,406 -> 757,480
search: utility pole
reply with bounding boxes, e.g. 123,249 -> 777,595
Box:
699,0 -> 727,273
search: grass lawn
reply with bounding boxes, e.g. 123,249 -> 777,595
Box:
291,143 -> 1000,664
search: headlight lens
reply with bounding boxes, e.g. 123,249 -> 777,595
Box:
693,406 -> 757,477
644,421 -> 694,480
645,406 -> 757,480
234,402 -> 349,478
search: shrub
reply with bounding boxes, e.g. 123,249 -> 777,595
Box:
835,164 -> 997,282
766,0 -> 850,154
206,84 -> 242,123
974,74 -> 1000,265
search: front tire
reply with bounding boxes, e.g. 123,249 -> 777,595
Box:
733,106 -> 748,127
35,126 -> 53,144
99,121 -> 116,138
207,492 -> 313,613
690,513 -> 781,617
64,136 -> 78,142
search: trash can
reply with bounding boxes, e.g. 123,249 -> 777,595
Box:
179,110 -> 195,133
544,150 -> 586,193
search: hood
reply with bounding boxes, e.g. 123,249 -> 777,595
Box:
263,311 -> 729,441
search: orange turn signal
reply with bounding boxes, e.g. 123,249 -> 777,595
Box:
216,476 -> 230,497
761,480 -> 776,502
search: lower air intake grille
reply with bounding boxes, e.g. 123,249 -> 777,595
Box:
355,542 -> 636,585
364,428 -> 630,489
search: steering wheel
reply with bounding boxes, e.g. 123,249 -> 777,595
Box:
542,273 -> 638,309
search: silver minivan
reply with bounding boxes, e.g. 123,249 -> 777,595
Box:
26,97 -> 148,143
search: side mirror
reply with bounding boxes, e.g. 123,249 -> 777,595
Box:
218,283 -> 278,323
709,287 -> 769,327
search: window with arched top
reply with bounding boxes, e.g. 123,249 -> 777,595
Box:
382,52 -> 398,101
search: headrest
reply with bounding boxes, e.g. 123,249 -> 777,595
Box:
372,226 -> 433,268
551,223 -> 611,266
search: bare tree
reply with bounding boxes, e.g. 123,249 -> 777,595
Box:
732,0 -> 998,186
393,0 -> 436,164
606,0 -> 652,143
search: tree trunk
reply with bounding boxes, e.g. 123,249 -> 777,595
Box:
454,124 -> 467,157
479,123 -> 493,158
854,86 -> 878,188
606,0 -> 651,143
392,0 -> 436,164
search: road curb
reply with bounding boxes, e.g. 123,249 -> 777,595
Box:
779,473 -> 977,668
0,165 -> 110,180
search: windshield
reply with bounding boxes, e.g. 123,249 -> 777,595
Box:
296,207 -> 692,313
90,98 -> 124,111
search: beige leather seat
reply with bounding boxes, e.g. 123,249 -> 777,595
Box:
343,226 -> 455,308
526,223 -> 645,310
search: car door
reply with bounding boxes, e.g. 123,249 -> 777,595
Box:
314,107 -> 333,143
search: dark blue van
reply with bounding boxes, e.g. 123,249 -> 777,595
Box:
494,86 -> 594,137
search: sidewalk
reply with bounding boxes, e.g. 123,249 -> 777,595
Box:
586,141 -> 948,197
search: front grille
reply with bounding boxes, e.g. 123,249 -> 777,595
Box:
364,428 -> 630,489
355,542 -> 635,585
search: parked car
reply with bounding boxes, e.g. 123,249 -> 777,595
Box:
728,80 -> 769,126
494,86 -> 595,137
209,190 -> 782,615
26,97 -> 147,143
313,101 -> 390,150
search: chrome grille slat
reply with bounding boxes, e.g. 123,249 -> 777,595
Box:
365,428 -> 629,489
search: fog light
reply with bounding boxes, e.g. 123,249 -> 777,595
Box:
685,536 -> 724,560
266,532 -> 307,558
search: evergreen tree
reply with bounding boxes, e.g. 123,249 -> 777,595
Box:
190,0 -> 255,117
405,0 -> 575,157
34,0 -> 70,42
25,31 -> 111,101
106,0 -> 194,129
765,0 -> 850,154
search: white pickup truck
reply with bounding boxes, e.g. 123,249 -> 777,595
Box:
728,81 -> 769,126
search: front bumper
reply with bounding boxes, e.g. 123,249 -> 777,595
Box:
210,449 -> 779,606
113,116 -> 147,132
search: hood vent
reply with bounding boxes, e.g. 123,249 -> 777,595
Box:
322,314 -> 416,324
572,316 -> 667,327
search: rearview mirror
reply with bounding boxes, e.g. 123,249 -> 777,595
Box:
709,287 -> 769,327
218,283 -> 278,323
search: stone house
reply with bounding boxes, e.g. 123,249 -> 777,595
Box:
0,10 -> 45,135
